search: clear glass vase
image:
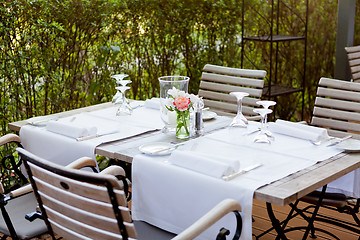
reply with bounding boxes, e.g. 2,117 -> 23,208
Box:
159,76 -> 190,132
176,110 -> 190,139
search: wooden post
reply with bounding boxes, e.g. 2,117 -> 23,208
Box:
334,0 -> 356,80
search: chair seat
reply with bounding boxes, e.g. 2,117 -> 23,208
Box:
300,190 -> 347,208
134,221 -> 176,240
0,192 -> 47,239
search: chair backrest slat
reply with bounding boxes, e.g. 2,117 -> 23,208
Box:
199,81 -> 263,98
202,64 -> 266,79
314,97 -> 360,112
345,45 -> 360,82
199,64 -> 266,118
313,107 -> 360,123
29,163 -> 128,208
45,206 -> 125,240
18,148 -> 137,240
311,77 -> 360,139
34,177 -> 131,223
201,72 -> 265,89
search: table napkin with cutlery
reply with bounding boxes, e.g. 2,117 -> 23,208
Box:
168,150 -> 240,178
269,119 -> 330,142
46,120 -> 98,139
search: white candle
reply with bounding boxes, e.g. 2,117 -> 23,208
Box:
168,111 -> 177,127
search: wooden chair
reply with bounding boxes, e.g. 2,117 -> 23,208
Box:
17,147 -> 243,240
345,45 -> 360,82
0,134 -> 48,240
0,133 -> 105,240
199,64 -> 266,120
278,78 -> 360,239
311,77 -> 360,139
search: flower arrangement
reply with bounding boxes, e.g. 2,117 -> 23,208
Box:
165,87 -> 200,138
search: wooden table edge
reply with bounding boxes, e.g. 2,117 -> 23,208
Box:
254,152 -> 360,206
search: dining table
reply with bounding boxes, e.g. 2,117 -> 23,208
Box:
8,100 -> 360,240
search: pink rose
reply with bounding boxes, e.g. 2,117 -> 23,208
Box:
173,96 -> 190,111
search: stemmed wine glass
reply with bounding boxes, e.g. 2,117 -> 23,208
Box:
229,92 -> 249,127
256,100 -> 276,137
116,85 -> 132,116
119,80 -> 132,104
111,74 -> 129,104
253,108 -> 273,143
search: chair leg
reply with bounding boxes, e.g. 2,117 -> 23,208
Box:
0,205 -> 18,240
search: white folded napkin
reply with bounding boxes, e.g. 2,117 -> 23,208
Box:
46,120 -> 97,139
144,98 -> 160,109
269,119 -> 329,142
168,150 -> 240,178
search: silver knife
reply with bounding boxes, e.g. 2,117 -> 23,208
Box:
326,135 -> 352,147
76,131 -> 118,141
222,163 -> 263,181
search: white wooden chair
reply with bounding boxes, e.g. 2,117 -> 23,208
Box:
345,45 -> 360,82
199,64 -> 266,120
311,77 -> 360,139
17,147 -> 243,240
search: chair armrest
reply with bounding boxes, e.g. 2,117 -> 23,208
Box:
65,157 -> 97,171
9,184 -> 33,198
99,165 -> 126,177
99,165 -> 131,200
173,199 -> 242,240
0,133 -> 21,146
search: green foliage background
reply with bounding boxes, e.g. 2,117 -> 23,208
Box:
1,0 -> 359,135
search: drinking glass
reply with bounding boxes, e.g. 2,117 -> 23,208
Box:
111,74 -> 128,104
119,80 -> 132,104
256,100 -> 276,109
159,76 -> 190,133
253,108 -> 273,143
116,86 -> 132,116
229,92 -> 249,127
256,100 -> 276,136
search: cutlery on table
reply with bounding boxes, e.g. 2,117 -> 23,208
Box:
76,131 -> 118,141
222,163 -> 263,181
150,143 -> 185,154
326,135 -> 352,147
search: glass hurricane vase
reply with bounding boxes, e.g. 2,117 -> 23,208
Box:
159,76 -> 190,132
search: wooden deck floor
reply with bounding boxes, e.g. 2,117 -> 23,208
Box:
252,199 -> 360,239
1,199 -> 359,239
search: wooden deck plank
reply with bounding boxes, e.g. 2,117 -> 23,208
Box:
252,199 -> 360,239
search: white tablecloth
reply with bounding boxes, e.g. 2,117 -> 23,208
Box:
132,121 -> 345,240
20,103 -> 163,167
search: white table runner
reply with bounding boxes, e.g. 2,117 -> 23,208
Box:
20,104 -> 163,167
131,121 -> 344,240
